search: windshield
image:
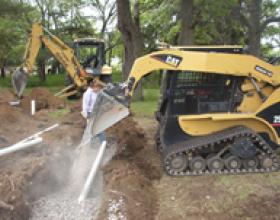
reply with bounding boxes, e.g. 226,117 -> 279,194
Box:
76,45 -> 99,68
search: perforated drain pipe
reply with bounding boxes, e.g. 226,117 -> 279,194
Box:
78,140 -> 107,204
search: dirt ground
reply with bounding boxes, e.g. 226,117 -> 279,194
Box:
1,88 -> 280,220
135,117 -> 280,220
0,89 -> 84,220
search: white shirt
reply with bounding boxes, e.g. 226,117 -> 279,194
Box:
82,87 -> 98,118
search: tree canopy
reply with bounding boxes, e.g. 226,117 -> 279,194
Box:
0,0 -> 279,78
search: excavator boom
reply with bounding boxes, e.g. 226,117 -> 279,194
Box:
12,23 -> 111,97
12,23 -> 43,97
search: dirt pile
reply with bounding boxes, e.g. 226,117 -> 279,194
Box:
21,88 -> 65,113
107,116 -> 145,157
0,89 -> 16,103
0,88 -> 85,220
97,116 -> 159,220
0,104 -> 40,147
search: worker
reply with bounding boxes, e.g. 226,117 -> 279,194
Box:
82,79 -> 106,142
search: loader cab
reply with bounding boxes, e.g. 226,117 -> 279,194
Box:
156,46 -> 246,146
73,38 -> 112,82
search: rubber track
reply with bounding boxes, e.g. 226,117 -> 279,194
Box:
163,126 -> 280,176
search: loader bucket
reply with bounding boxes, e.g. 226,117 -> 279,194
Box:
89,85 -> 130,136
11,68 -> 28,97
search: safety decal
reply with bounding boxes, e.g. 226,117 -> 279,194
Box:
255,65 -> 273,77
272,115 -> 280,127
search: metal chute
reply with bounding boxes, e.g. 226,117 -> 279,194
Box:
11,68 -> 28,97
89,84 -> 130,136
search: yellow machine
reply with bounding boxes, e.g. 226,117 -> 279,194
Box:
92,45 -> 280,176
12,23 -> 112,97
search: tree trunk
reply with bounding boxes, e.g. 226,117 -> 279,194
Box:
178,0 -> 194,45
116,0 -> 144,100
1,66 -> 5,78
247,0 -> 262,57
38,60 -> 46,81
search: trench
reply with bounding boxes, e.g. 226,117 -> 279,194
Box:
26,124 -> 116,220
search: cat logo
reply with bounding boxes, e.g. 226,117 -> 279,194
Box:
151,54 -> 182,68
165,55 -> 181,67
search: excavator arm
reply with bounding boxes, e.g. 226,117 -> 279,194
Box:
12,23 -> 88,97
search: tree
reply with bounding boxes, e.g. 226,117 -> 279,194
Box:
116,0 -> 144,77
240,0 -> 280,56
116,0 -> 145,99
178,0 -> 194,45
88,0 -> 116,38
29,0 -> 95,80
0,0 -> 35,78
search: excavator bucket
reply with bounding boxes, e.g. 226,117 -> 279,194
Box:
11,68 -> 28,98
89,84 -> 130,136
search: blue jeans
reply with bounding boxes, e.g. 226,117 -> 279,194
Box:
97,132 -> 106,142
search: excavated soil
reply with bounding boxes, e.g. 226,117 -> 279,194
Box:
21,88 -> 65,113
0,89 -> 84,220
96,117 -> 160,220
0,89 -> 16,103
0,89 -> 159,220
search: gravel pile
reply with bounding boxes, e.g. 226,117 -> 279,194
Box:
30,190 -> 100,220
107,196 -> 127,220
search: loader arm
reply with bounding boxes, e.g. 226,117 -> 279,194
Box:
92,48 -> 280,138
12,23 -> 87,97
126,50 -> 280,96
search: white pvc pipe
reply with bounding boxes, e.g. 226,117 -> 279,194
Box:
31,100 -> 35,115
0,137 -> 42,157
78,141 -> 107,204
17,124 -> 59,144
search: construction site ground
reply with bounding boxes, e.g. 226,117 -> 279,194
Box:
1,88 -> 280,220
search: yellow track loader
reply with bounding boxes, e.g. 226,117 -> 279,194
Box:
90,45 -> 280,176
12,23 -> 112,98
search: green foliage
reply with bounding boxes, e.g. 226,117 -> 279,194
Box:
141,0 -> 180,49
261,0 -> 280,55
131,88 -> 160,117
0,0 -> 37,68
194,0 -> 245,45
0,74 -> 65,88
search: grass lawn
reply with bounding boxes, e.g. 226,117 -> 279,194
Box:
0,74 -> 161,117
131,89 -> 160,117
0,74 -> 65,96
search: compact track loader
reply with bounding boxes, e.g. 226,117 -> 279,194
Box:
91,45 -> 280,176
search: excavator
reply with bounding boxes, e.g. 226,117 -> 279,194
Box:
90,45 -> 280,176
12,23 -> 112,98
